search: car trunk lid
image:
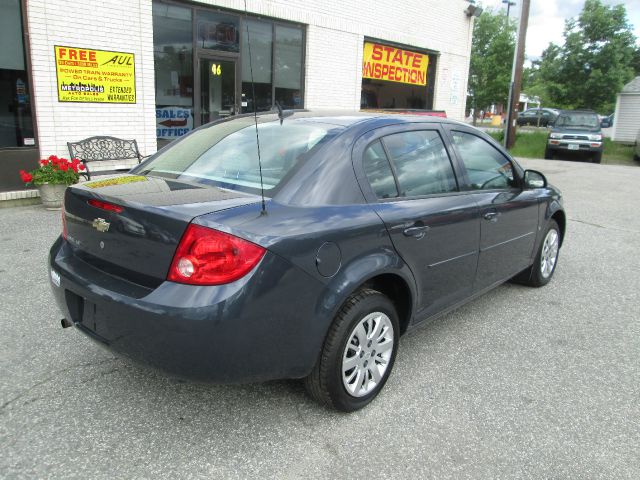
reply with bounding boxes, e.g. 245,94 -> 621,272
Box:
64,174 -> 260,286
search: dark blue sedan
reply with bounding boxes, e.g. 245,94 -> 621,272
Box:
49,111 -> 565,412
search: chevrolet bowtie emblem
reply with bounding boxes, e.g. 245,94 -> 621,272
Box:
92,218 -> 110,232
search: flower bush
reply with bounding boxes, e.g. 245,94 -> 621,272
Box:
19,155 -> 85,186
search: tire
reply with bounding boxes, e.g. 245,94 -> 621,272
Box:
514,220 -> 561,287
304,288 -> 400,412
591,151 -> 602,163
544,147 -> 553,160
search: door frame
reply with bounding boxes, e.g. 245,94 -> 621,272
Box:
194,53 -> 240,127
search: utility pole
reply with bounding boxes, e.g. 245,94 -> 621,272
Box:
504,0 -> 530,149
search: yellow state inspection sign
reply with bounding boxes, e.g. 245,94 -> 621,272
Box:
54,46 -> 136,103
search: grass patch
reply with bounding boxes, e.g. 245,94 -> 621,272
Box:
602,139 -> 637,165
488,130 -> 638,165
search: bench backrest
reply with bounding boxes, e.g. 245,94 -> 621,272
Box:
67,136 -> 141,163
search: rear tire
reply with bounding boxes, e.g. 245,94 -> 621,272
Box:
544,147 -> 553,160
513,220 -> 560,288
304,289 -> 399,412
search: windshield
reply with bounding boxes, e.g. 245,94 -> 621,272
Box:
136,116 -> 343,194
555,112 -> 599,129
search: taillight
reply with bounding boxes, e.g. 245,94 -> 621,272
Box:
87,199 -> 124,213
62,203 -> 68,240
168,224 -> 266,286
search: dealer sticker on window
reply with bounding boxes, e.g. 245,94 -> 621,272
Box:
50,269 -> 61,288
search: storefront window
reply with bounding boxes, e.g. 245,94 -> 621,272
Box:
197,10 -> 239,52
153,3 -> 193,146
241,20 -> 273,113
152,1 -> 304,141
274,25 -> 303,109
0,0 -> 34,148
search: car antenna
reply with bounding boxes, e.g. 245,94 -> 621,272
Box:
243,0 -> 267,215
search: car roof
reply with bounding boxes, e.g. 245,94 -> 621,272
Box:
251,109 -> 460,128
558,109 -> 598,114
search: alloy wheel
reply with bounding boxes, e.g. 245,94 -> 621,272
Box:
540,228 -> 559,279
342,312 -> 394,397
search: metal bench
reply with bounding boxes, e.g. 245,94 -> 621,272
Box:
67,136 -> 143,180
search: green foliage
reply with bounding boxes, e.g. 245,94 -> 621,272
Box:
525,0 -> 637,113
467,8 -> 516,117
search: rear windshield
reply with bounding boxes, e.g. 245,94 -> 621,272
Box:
555,112 -> 599,128
136,116 -> 343,194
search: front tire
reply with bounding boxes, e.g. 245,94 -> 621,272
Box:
304,289 -> 400,412
514,220 -> 561,287
544,147 -> 554,160
591,151 -> 602,163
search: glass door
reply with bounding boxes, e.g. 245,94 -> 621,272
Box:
198,57 -> 237,125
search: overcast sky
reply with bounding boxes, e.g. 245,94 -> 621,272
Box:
479,0 -> 640,61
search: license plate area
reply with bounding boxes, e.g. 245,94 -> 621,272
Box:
64,290 -> 97,332
568,144 -> 579,150
65,290 -> 84,324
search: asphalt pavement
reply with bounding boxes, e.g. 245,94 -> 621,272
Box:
1,158 -> 639,479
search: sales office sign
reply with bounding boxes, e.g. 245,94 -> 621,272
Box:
362,42 -> 429,86
54,46 -> 136,103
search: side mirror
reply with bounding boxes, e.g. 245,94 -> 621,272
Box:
600,119 -> 610,128
524,170 -> 547,189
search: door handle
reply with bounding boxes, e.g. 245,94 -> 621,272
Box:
483,211 -> 500,221
403,225 -> 430,239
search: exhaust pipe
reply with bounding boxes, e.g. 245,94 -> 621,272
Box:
61,318 -> 73,328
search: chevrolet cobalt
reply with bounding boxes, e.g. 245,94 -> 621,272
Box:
49,111 -> 565,412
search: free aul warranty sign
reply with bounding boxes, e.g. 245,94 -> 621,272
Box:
54,46 -> 136,104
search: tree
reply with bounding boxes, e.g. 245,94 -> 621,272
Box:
530,0 -> 637,113
466,8 -> 516,124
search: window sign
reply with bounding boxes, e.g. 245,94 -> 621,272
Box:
156,106 -> 193,139
362,42 -> 429,86
54,46 -> 136,103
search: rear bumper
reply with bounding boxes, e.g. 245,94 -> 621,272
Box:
49,237 -> 328,383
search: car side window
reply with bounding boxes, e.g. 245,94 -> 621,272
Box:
450,131 -> 517,190
362,140 -> 399,199
381,130 -> 457,197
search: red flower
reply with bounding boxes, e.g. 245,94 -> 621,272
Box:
20,172 -> 33,183
78,164 -> 86,171
59,163 -> 69,171
40,159 -> 49,166
71,164 -> 78,173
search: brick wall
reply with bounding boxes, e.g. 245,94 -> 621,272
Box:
26,0 -> 157,159
26,0 -> 473,158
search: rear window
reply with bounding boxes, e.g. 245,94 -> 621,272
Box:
136,117 -> 342,194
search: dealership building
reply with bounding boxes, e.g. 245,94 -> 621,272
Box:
1,0 -> 474,193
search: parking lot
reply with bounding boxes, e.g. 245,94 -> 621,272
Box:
1,158 -> 639,479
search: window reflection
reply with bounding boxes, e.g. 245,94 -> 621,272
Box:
153,3 -> 194,147
241,20 -> 273,113
196,11 -> 239,52
274,26 -> 303,109
451,131 -> 516,190
383,131 -> 457,196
